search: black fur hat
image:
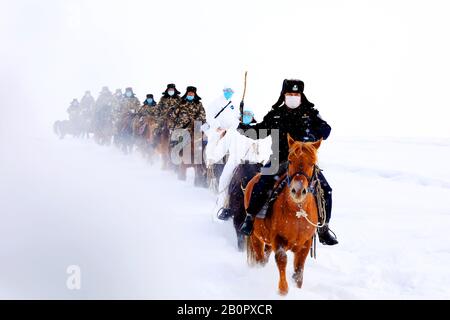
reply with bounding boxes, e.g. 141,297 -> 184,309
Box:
162,83 -> 181,96
124,87 -> 136,98
100,86 -> 110,94
144,94 -> 157,106
181,86 -> 202,102
271,79 -> 313,109
283,79 -> 304,94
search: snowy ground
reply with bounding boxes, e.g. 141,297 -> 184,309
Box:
1,132 -> 449,299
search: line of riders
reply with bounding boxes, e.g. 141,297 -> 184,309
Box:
55,79 -> 338,248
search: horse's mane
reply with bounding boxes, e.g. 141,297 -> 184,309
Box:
289,141 -> 318,164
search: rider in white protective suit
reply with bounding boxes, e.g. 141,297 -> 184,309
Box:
203,86 -> 271,221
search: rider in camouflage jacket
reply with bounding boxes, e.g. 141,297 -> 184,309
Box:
94,86 -> 114,127
170,86 -> 206,132
154,84 -> 182,136
120,87 -> 141,115
67,99 -> 81,121
80,91 -> 96,118
138,94 -> 158,117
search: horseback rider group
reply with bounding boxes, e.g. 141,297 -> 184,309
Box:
205,79 -> 337,246
63,78 -> 338,246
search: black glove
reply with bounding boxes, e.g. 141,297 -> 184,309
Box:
238,122 -> 250,130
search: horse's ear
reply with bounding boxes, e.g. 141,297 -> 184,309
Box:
287,133 -> 296,148
312,138 -> 323,150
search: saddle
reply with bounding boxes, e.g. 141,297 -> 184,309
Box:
243,172 -> 288,219
244,166 -> 322,220
137,120 -> 147,135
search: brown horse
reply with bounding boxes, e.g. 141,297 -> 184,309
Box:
157,124 -> 172,170
172,123 -> 208,187
93,110 -> 114,146
132,114 -> 159,163
114,112 -> 137,154
244,135 -> 322,295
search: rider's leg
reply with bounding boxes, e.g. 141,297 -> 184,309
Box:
239,173 -> 275,235
216,162 -> 234,220
316,171 -> 338,245
239,162 -> 285,235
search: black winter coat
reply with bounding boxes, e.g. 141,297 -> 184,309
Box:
238,99 -> 331,163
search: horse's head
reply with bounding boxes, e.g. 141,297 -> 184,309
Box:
287,134 -> 322,204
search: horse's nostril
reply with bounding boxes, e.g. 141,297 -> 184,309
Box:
291,188 -> 296,194
302,189 -> 307,195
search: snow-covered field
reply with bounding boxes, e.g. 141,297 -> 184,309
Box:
1,132 -> 449,299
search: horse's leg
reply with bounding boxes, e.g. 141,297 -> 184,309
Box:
292,238 -> 313,289
194,165 -> 207,187
177,164 -> 187,181
249,234 -> 266,265
236,230 -> 245,252
264,244 -> 272,264
200,165 -> 208,188
160,138 -> 169,170
194,165 -> 200,186
275,245 -> 288,295
162,152 -> 169,170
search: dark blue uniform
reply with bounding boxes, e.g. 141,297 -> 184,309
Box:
238,93 -> 333,224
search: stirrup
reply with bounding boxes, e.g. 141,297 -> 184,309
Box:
255,202 -> 270,219
239,214 -> 254,236
217,208 -> 232,221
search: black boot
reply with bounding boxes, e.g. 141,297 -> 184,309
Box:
318,224 -> 338,245
239,214 -> 254,236
217,208 -> 232,221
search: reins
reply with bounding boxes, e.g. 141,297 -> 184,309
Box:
292,165 -> 326,229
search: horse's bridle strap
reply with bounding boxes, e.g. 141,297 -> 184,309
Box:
288,165 -> 315,184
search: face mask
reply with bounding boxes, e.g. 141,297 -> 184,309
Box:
186,95 -> 194,101
224,91 -> 233,100
242,114 -> 253,125
126,91 -> 132,98
168,90 -> 175,96
285,95 -> 301,109
146,98 -> 153,105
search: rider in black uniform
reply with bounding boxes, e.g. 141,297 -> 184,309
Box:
237,79 -> 338,245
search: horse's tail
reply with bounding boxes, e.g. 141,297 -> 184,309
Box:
246,236 -> 257,267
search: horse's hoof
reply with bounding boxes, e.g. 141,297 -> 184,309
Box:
278,281 -> 288,296
292,272 -> 304,288
278,287 -> 289,296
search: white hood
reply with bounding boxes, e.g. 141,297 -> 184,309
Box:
206,95 -> 240,130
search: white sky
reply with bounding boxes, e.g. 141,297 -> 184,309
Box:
1,0 -> 450,138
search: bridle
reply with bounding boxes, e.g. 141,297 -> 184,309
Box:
287,163 -> 317,193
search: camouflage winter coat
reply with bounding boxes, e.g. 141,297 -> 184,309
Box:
94,92 -> 114,124
154,96 -> 181,130
138,104 -> 158,118
111,94 -> 124,121
170,100 -> 206,132
120,96 -> 141,115
67,103 -> 80,121
80,95 -> 96,115
95,92 -> 113,110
